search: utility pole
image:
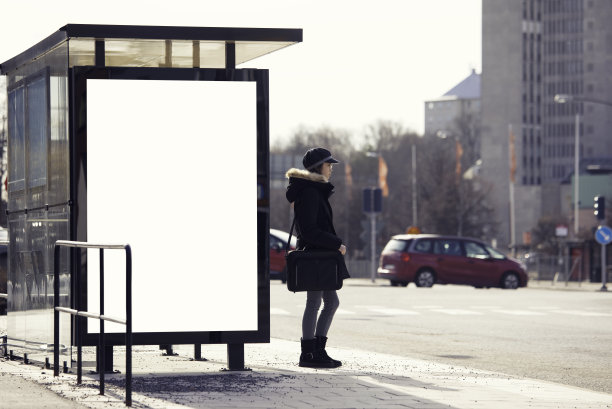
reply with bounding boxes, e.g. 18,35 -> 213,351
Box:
411,144 -> 417,227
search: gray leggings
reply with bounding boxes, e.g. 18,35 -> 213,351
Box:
302,290 -> 339,340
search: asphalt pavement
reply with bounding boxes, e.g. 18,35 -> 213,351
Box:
0,280 -> 611,409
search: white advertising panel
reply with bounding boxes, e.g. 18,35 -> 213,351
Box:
86,79 -> 258,333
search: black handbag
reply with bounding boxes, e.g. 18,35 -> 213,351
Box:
284,217 -> 345,292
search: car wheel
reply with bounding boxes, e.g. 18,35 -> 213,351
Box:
390,280 -> 400,287
501,272 -> 519,289
415,269 -> 435,288
400,281 -> 409,287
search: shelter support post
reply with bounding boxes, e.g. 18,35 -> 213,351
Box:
194,344 -> 207,361
96,345 -> 114,373
226,343 -> 250,371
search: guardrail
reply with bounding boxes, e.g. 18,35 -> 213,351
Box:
53,240 -> 132,407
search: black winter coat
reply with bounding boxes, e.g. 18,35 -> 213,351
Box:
285,168 -> 343,251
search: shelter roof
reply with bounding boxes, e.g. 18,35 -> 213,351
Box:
1,24 -> 302,75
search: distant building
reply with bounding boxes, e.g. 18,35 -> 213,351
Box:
424,69 -> 481,137
480,0 -> 612,249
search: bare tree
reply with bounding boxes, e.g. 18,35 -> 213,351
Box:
417,135 -> 496,239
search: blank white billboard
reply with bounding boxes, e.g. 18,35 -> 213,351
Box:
85,79 -> 258,333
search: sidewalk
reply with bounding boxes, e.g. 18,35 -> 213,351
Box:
1,338 -> 611,409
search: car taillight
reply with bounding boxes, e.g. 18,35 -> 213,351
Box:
401,253 -> 411,262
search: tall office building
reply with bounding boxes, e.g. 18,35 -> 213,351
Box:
481,0 -> 612,249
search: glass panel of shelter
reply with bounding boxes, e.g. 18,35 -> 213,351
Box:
4,40 -> 71,361
67,38 -> 294,68
7,86 -> 25,198
235,41 -> 294,65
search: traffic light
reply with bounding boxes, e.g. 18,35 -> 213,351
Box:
362,188 -> 382,213
594,195 -> 606,220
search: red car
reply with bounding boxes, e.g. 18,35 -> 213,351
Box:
377,234 -> 528,289
270,229 -> 296,283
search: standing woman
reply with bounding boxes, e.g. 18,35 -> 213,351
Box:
285,147 -> 348,368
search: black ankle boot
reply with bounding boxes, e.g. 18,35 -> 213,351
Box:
299,338 -> 336,368
315,336 -> 342,368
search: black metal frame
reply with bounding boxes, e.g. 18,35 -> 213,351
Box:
69,66 -> 270,353
54,240 -> 132,407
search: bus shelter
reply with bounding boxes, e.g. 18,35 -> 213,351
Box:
0,24 -> 302,370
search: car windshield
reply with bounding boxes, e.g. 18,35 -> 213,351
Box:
485,245 -> 506,259
384,239 -> 411,252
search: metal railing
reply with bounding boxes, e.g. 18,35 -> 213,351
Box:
53,240 -> 132,407
1,239 -> 8,355
521,253 -> 584,284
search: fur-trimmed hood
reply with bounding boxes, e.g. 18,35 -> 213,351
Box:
285,168 -> 334,203
285,168 -> 329,183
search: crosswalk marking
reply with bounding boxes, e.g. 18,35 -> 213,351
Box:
270,308 -> 290,315
368,308 -> 420,316
493,309 -> 546,316
431,309 -> 483,315
271,305 -> 612,317
550,310 -> 612,317
529,306 -> 561,310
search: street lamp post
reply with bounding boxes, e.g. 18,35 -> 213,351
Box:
553,94 -> 612,237
553,94 -> 580,237
366,152 -> 380,282
411,144 -> 417,227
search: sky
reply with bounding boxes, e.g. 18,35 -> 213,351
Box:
0,0 -> 481,146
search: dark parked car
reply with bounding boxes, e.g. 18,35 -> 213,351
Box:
377,234 -> 528,289
270,228 -> 296,283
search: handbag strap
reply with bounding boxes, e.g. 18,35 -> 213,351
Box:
285,214 -> 296,256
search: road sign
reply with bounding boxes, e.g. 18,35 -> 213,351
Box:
555,225 -> 568,237
595,225 -> 612,245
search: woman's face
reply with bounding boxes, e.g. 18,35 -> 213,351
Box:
322,162 -> 333,179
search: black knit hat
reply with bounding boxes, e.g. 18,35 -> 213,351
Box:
302,148 -> 340,171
